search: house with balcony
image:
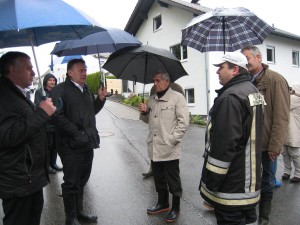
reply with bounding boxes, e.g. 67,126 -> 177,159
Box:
124,0 -> 300,116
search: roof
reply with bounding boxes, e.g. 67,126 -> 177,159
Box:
125,0 -> 300,42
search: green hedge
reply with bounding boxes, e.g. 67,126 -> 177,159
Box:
86,72 -> 116,94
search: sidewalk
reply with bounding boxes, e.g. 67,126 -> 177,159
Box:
104,99 -> 140,120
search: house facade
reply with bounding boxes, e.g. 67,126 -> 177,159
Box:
125,0 -> 300,116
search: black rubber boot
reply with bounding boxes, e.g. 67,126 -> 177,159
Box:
76,189 -> 98,223
62,194 -> 80,225
147,191 -> 170,214
165,195 -> 180,223
142,165 -> 153,178
258,200 -> 272,225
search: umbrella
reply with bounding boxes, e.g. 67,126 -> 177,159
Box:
0,0 -> 105,94
53,55 -> 83,65
102,45 -> 188,99
181,7 -> 275,54
50,27 -> 142,85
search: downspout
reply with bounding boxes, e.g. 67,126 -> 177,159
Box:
204,52 -> 210,118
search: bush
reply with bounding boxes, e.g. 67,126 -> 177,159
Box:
86,72 -> 101,94
122,94 -> 144,107
190,114 -> 206,126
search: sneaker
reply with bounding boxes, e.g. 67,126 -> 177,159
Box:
282,173 -> 290,180
290,177 -> 300,183
272,180 -> 282,188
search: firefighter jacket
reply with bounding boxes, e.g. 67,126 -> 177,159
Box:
200,73 -> 265,211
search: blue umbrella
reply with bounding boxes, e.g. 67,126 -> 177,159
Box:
0,0 -> 105,95
53,55 -> 83,65
51,27 -> 142,85
51,28 -> 142,56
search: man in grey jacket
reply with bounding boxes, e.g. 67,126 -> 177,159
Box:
139,71 -> 189,223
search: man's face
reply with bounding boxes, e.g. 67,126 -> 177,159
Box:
242,49 -> 262,75
46,77 -> 56,90
152,73 -> 170,93
68,62 -> 87,86
10,57 -> 35,89
216,62 -> 235,86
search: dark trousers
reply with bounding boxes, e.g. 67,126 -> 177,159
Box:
60,148 -> 94,194
214,207 -> 257,225
261,151 -> 273,201
151,159 -> 182,196
46,132 -> 58,167
2,189 -> 44,225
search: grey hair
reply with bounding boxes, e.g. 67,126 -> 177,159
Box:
241,45 -> 261,57
152,70 -> 170,81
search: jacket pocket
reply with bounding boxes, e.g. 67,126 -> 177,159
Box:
161,105 -> 175,119
68,130 -> 91,150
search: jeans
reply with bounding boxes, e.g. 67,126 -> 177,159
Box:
268,158 -> 277,186
261,151 -> 273,201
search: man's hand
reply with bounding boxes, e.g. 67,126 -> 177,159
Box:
139,103 -> 148,113
268,151 -> 279,161
39,98 -> 56,116
98,86 -> 107,101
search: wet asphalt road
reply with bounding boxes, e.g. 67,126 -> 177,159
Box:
1,100 -> 300,225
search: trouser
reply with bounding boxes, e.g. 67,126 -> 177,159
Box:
261,152 -> 273,201
151,159 -> 182,197
60,148 -> 94,194
46,132 -> 58,167
282,145 -> 300,177
214,207 -> 257,225
268,158 -> 277,186
2,189 -> 44,225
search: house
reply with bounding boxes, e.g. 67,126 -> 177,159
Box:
125,0 -> 300,116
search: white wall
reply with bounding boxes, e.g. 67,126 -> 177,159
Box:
132,2 -> 300,116
134,3 -> 208,115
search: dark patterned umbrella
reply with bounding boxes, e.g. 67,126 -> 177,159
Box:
181,7 -> 274,53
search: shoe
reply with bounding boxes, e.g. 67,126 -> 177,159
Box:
271,180 -> 282,188
48,166 -> 56,174
142,167 -> 153,178
147,191 -> 170,214
282,173 -> 290,180
203,201 -> 214,211
165,195 -> 180,223
290,177 -> 300,183
51,164 -> 63,171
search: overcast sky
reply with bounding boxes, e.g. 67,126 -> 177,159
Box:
3,0 -> 299,76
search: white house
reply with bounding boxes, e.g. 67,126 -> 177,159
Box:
124,0 -> 300,116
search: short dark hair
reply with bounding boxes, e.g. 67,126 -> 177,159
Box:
66,58 -> 86,77
0,51 -> 30,77
67,58 -> 85,71
227,62 -> 248,74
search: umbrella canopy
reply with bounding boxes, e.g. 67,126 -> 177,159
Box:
0,0 -> 105,95
0,0 -> 105,48
53,55 -> 83,65
102,45 -> 188,85
181,7 -> 275,53
51,28 -> 142,56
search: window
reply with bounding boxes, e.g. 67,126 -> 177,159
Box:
266,46 -> 275,63
153,15 -> 162,31
185,88 -> 195,104
170,44 -> 188,60
292,51 -> 299,66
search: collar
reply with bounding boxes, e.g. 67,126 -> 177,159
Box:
70,79 -> 84,93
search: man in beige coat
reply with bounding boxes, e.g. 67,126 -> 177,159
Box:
139,71 -> 189,223
282,83 -> 300,183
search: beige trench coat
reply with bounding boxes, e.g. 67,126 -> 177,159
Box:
284,83 -> 300,147
144,88 -> 189,161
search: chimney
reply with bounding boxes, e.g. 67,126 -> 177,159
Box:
191,0 -> 200,3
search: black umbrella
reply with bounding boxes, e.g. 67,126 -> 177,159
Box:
103,45 -> 188,85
